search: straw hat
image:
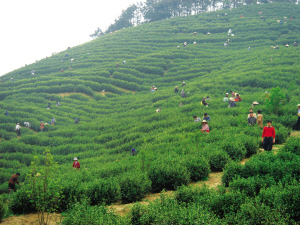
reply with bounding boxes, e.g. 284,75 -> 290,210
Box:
252,101 -> 259,105
229,97 -> 235,101
297,104 -> 300,107
73,157 -> 78,161
202,120 -> 207,123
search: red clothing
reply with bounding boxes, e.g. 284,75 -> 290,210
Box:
9,174 -> 20,185
262,126 -> 276,139
235,96 -> 242,102
73,161 -> 80,169
40,123 -> 44,129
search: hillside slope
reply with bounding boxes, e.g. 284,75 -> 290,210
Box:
0,2 -> 300,222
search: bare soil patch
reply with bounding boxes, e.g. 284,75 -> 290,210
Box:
115,87 -> 135,94
1,213 -> 62,225
57,92 -> 93,100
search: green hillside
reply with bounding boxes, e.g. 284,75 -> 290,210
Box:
1,2 -> 300,223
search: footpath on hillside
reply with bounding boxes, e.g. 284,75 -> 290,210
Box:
108,131 -> 299,216
2,131 -> 299,224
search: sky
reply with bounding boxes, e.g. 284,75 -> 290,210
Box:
0,0 -> 144,76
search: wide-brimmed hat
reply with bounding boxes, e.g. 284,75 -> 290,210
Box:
297,104 -> 300,107
252,101 -> 259,105
202,120 -> 207,123
73,157 -> 78,161
229,97 -> 235,101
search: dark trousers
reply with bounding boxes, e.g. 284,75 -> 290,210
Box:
8,183 -> 15,191
16,129 -> 20,136
293,116 -> 300,130
263,137 -> 273,151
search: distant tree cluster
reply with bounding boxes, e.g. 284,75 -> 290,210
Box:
90,0 -> 299,37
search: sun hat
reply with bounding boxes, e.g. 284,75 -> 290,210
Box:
253,101 -> 259,105
73,157 -> 78,161
202,120 -> 207,123
229,97 -> 235,101
297,104 -> 300,107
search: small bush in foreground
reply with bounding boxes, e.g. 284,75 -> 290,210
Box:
184,155 -> 210,182
119,173 -> 151,204
149,161 -> 190,192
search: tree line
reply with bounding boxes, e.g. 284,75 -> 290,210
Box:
90,0 -> 299,38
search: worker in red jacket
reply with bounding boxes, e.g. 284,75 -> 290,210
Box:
73,157 -> 80,171
262,120 -> 276,151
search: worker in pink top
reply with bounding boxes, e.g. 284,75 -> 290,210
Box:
201,120 -> 209,133
262,120 -> 276,151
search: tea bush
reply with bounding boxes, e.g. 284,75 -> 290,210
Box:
282,136 -> 300,155
119,173 -> 151,203
149,160 -> 190,192
207,148 -> 231,172
183,155 -> 210,182
0,2 -> 300,221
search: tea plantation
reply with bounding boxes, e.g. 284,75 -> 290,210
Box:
1,2 -> 300,224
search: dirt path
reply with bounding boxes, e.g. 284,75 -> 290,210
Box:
3,132 -> 299,221
115,87 -> 135,94
1,213 -> 62,225
57,92 -> 93,100
109,139 -> 292,216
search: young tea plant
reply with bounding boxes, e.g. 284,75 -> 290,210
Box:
26,149 -> 62,225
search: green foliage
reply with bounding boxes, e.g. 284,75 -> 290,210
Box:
184,155 -> 210,181
1,3 -> 300,222
228,200 -> 292,225
149,159 -> 190,192
25,150 -> 63,225
265,87 -> 286,114
282,136 -> 300,155
0,195 -> 7,223
222,161 -> 244,186
119,173 -> 151,204
62,200 -> 126,225
207,149 -> 231,172
220,140 -> 247,161
81,178 -> 121,206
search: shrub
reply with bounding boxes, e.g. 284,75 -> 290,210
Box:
282,136 -> 300,155
207,149 -> 231,172
222,161 -> 244,186
81,178 -> 121,205
0,195 -> 7,223
241,136 -> 259,157
210,191 -> 246,218
175,185 -> 211,204
62,201 -> 126,225
9,187 -> 36,214
258,182 -> 300,221
119,173 -> 151,204
220,140 -> 247,161
229,175 -> 276,197
184,155 -> 210,182
229,200 -> 291,225
149,161 -> 190,192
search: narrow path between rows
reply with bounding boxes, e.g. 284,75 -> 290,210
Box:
109,131 -> 299,216
2,132 -> 298,223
